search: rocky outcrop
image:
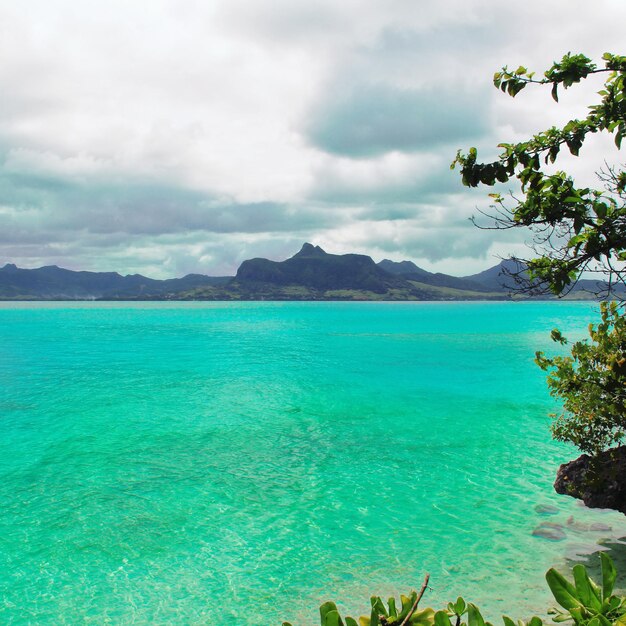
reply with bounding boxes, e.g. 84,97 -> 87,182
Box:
235,243 -> 408,293
554,446 -> 626,515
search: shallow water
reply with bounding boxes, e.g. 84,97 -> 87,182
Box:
1,301 -> 625,625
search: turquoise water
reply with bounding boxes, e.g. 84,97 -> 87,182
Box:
1,301 -> 626,625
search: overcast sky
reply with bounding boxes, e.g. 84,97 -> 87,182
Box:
1,0 -> 625,278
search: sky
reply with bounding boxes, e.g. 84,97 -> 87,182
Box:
0,0 -> 625,278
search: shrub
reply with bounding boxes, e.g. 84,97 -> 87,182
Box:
283,553 -> 625,626
536,301 -> 626,456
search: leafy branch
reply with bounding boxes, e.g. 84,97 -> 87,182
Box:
451,52 -> 626,296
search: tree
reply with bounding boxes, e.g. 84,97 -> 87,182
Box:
452,52 -> 626,296
536,301 -> 626,456
452,53 -> 626,456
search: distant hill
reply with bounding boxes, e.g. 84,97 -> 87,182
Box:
0,263 -> 230,300
186,244 -> 507,301
461,258 -> 626,299
378,259 -> 431,279
378,259 -> 493,292
235,243 -> 410,294
1,246 -> 619,301
462,258 -> 527,292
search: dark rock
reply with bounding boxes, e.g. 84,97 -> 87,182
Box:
554,446 -> 626,515
535,504 -> 559,515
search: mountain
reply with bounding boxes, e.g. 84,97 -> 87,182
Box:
462,258 -> 527,292
234,243 -> 409,294
1,246 -> 617,301
211,244 -> 509,300
377,259 -> 494,292
378,259 -> 431,279
0,263 -> 230,300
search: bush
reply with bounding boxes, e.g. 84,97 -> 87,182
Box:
536,301 -> 626,456
283,553 -> 625,626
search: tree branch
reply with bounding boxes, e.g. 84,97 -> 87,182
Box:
399,574 -> 430,626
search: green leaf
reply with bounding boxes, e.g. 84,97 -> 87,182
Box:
551,82 -> 559,102
603,595 -> 622,613
370,596 -> 385,625
502,616 -> 516,626
550,329 -> 568,345
546,568 -> 583,610
388,597 -> 397,617
346,618 -> 359,626
322,610 -> 344,626
435,610 -> 453,626
410,608 -> 435,626
573,564 -> 602,610
400,594 -> 417,619
371,597 -> 388,617
454,598 -> 467,615
321,602 -> 340,622
467,604 -> 485,626
600,552 -> 617,599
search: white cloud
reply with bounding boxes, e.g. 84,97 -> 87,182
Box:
0,0 -> 624,276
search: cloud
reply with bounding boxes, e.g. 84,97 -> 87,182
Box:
0,0 -> 625,277
305,83 -> 490,158
308,151 -> 465,206
0,170 -> 339,239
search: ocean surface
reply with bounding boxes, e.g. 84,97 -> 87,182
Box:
1,301 -> 626,625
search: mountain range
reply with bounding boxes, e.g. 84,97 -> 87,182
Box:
0,243 -> 613,301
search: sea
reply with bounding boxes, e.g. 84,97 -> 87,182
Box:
1,301 -> 626,625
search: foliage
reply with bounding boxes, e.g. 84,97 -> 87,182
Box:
545,552 -> 625,626
535,301 -> 626,455
282,554 -> 625,626
283,552 -> 626,626
452,52 -> 626,458
451,52 -> 626,295
283,591 -> 434,626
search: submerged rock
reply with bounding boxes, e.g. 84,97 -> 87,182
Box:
555,446 -> 626,515
535,504 -> 559,515
532,523 -> 566,541
566,516 -> 590,531
538,521 -> 564,530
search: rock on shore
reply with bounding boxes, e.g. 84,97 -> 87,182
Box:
554,446 -> 626,515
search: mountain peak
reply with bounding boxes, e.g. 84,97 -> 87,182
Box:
499,257 -> 526,273
462,257 -> 527,291
2,263 -> 17,271
293,243 -> 327,258
378,259 -> 430,277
